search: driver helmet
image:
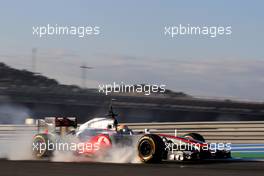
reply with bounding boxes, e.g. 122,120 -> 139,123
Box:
117,124 -> 129,132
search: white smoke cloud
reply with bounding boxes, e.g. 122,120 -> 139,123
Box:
0,132 -> 35,160
51,135 -> 141,163
0,104 -> 31,124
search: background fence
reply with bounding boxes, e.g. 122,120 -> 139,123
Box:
0,121 -> 264,144
123,121 -> 264,144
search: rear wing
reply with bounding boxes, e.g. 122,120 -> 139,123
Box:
36,117 -> 77,133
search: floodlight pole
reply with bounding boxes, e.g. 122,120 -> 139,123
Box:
32,48 -> 37,73
80,63 -> 93,88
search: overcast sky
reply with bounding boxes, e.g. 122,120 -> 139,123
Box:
0,0 -> 264,101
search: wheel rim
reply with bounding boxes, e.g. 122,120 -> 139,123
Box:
33,137 -> 46,156
139,140 -> 153,157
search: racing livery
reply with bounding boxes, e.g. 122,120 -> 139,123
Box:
32,106 -> 231,163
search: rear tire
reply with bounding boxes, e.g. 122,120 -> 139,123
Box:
32,134 -> 54,159
137,134 -> 165,163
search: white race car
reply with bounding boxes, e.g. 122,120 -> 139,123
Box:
32,106 -> 231,163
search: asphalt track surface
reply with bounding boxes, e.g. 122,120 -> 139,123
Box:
0,159 -> 264,176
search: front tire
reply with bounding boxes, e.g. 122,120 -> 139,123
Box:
137,134 -> 165,163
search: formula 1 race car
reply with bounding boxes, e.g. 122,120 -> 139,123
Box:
32,106 -> 231,163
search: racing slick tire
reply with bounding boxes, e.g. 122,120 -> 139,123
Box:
32,133 -> 54,159
182,133 -> 205,142
137,134 -> 165,163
